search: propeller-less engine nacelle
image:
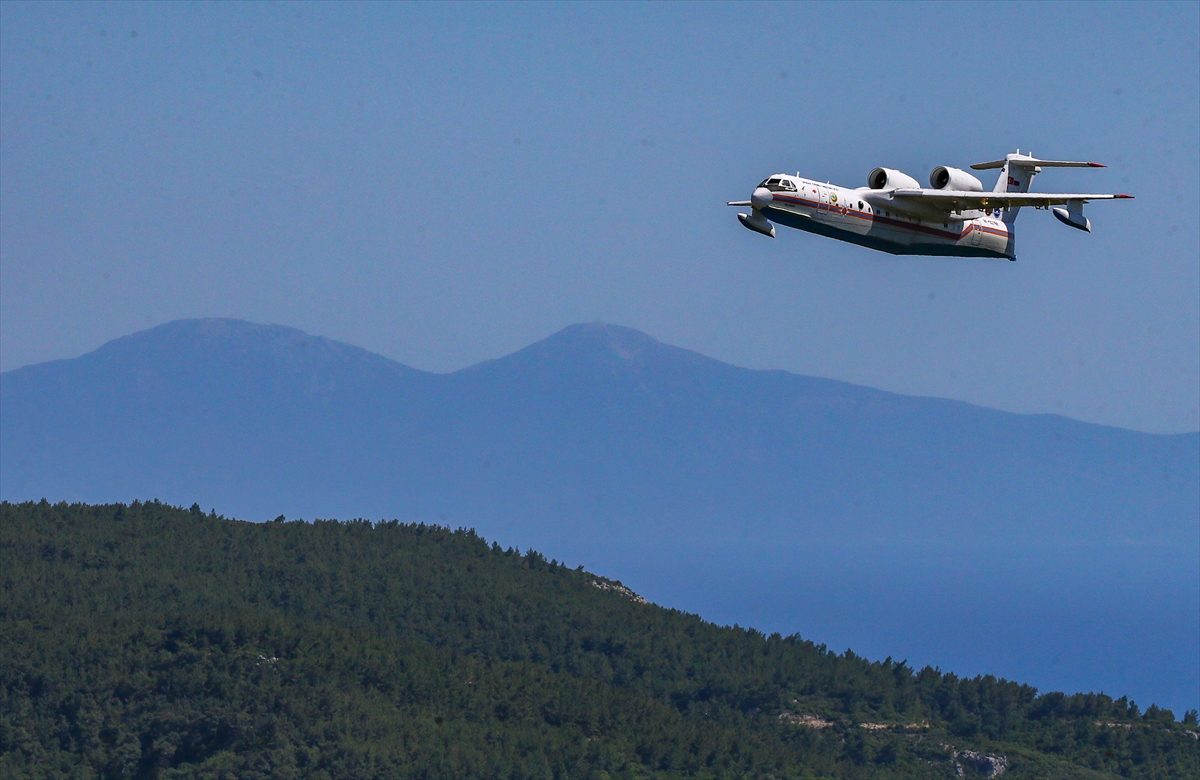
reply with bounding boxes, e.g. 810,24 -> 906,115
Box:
929,166 -> 984,192
868,167 -> 921,190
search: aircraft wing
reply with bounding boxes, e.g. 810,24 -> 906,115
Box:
891,189 -> 1133,209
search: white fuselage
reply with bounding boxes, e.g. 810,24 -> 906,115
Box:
757,175 -> 1015,259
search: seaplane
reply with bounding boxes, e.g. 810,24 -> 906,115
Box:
727,151 -> 1132,259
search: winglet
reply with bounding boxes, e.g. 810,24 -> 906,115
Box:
1114,193 -> 1134,199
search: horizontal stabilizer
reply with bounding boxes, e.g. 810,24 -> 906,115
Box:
972,155 -> 1106,170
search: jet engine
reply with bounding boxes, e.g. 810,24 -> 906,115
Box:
929,166 -> 984,192
868,167 -> 921,190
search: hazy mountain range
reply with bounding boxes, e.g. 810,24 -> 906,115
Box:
2,318 -> 1197,714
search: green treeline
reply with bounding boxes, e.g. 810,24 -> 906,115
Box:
1,501 -> 1196,779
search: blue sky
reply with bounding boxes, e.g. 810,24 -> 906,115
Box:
2,1 -> 1197,433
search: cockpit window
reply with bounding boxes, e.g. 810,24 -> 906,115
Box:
760,177 -> 797,193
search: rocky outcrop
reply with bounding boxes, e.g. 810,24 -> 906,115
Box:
590,580 -> 647,604
953,749 -> 1008,778
779,713 -> 834,728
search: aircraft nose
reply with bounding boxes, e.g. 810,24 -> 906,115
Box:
751,187 -> 774,209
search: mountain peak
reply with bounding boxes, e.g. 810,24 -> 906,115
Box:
450,321 -> 724,384
96,318 -> 341,357
2,318 -> 429,406
552,322 -> 667,362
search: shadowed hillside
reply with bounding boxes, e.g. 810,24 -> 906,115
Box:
2,501 -> 1196,779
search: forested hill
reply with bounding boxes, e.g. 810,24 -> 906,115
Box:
3,502 -> 1196,780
